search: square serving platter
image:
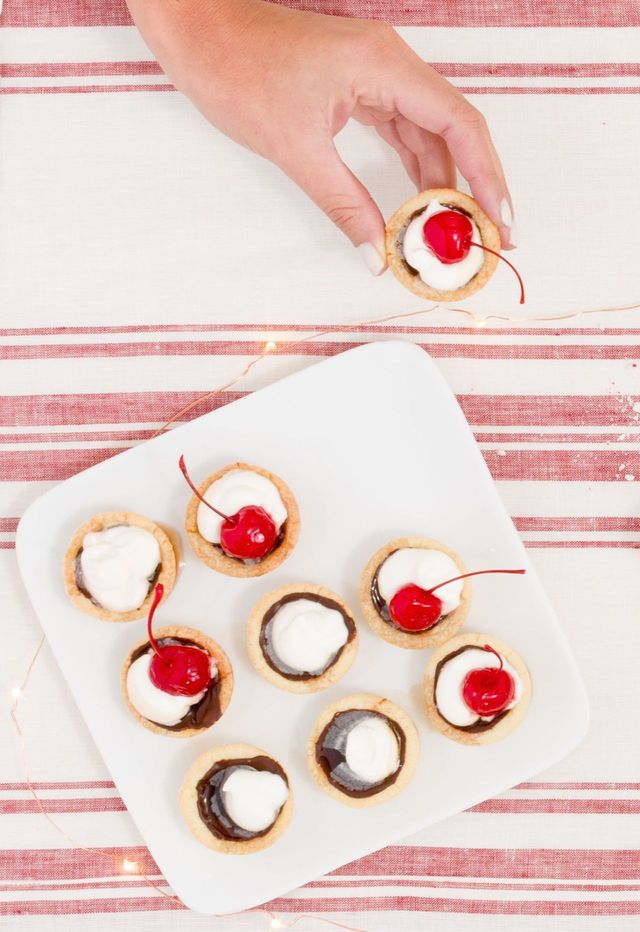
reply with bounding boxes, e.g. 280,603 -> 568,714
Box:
16,341 -> 589,915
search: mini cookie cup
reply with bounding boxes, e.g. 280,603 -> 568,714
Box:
247,583 -> 358,693
385,187 -> 501,302
359,536 -> 470,650
423,632 -> 531,746
63,511 -> 178,623
184,462 -> 300,578
121,625 -> 233,738
179,743 -> 293,854
307,693 -> 419,808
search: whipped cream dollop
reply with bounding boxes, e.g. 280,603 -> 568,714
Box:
435,647 -> 522,727
402,199 -> 484,291
345,715 -> 400,785
197,469 -> 287,544
126,651 -> 214,726
79,524 -> 160,612
377,548 -> 463,616
269,598 -> 349,675
221,767 -> 288,833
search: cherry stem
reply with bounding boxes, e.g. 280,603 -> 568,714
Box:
147,583 -> 167,663
178,455 -> 237,525
428,567 -> 526,596
470,241 -> 525,305
482,643 -> 504,671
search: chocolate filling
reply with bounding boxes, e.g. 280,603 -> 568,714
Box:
212,522 -> 287,566
433,645 -> 511,733
74,524 -> 161,609
370,554 -> 450,634
398,202 -> 478,280
259,592 -> 356,681
196,755 -> 288,841
128,638 -> 222,731
315,710 -> 405,798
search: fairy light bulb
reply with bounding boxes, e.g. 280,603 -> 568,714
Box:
121,858 -> 139,873
264,341 -> 277,353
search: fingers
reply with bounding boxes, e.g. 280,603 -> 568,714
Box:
374,120 -> 421,188
280,138 -> 387,275
388,54 -> 515,247
393,116 -> 456,190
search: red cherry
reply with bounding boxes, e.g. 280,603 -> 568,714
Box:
422,208 -> 526,304
219,504 -> 277,560
179,455 -> 278,561
146,584 -> 212,698
462,644 -> 515,717
423,210 -> 473,264
387,568 -> 526,633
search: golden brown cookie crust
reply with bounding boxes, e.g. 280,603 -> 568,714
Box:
179,743 -> 293,854
121,625 -> 234,738
423,632 -> 531,745
247,583 -> 358,693
307,693 -> 419,808
359,537 -> 470,650
184,462 -> 300,578
63,511 -> 178,623
385,188 -> 501,301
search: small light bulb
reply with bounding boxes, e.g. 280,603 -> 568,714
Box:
10,687 -> 21,700
121,858 -> 139,873
270,919 -> 284,930
264,341 -> 277,353
473,317 -> 488,327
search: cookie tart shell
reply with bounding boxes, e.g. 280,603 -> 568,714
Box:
307,693 -> 419,808
121,625 -> 234,738
423,632 -> 531,746
184,462 -> 300,578
247,583 -> 358,693
179,743 -> 293,854
360,536 -> 470,650
63,511 -> 178,623
385,187 -> 501,302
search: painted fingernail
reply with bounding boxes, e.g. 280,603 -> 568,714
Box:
357,242 -> 386,277
500,198 -> 514,228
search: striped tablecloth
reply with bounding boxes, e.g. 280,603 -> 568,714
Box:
2,2 -> 639,929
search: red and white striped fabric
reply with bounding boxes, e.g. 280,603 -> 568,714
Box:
2,1 -> 639,929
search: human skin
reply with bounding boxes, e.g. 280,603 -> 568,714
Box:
125,0 -> 515,274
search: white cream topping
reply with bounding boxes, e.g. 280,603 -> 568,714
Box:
377,548 -> 463,616
269,598 -> 349,675
402,199 -> 485,291
221,767 -> 288,833
435,647 -> 522,727
126,651 -> 213,727
79,524 -> 161,613
196,469 -> 287,544
345,716 -> 400,785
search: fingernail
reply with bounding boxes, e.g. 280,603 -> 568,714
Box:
357,242 -> 386,277
506,218 -> 517,248
499,198 -> 516,248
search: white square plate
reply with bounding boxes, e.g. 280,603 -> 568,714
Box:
16,341 -> 589,915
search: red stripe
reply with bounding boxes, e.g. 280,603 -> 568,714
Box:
0,898 -> 181,916
266,896 -> 640,916
0,62 -> 164,78
0,798 -> 126,814
3,448 -> 639,483
3,0 -> 640,28
0,84 -> 174,96
523,540 -> 640,549
0,879 -> 164,892
0,518 -> 19,532
1,392 -> 637,429
0,542 -> 15,549
0,847 -> 158,881
1,338 -> 639,360
520,782 -> 640,790
475,432 -> 640,444
470,799 -> 640,815
459,86 -> 640,95
514,517 -> 640,532
0,781 -> 115,790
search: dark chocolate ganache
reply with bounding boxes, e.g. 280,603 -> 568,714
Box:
196,755 -> 288,841
370,553 -> 448,634
259,592 -> 356,681
315,710 -> 405,798
74,524 -> 161,608
433,645 -> 512,733
129,638 -> 221,731
213,523 -> 286,566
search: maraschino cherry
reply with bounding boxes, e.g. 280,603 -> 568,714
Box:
422,209 -> 525,304
146,583 -> 212,697
388,567 -> 526,632
179,455 -> 278,560
462,644 -> 515,717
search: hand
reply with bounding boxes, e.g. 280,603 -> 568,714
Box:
126,0 -> 515,274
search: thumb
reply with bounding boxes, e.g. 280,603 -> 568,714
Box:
280,140 -> 387,276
